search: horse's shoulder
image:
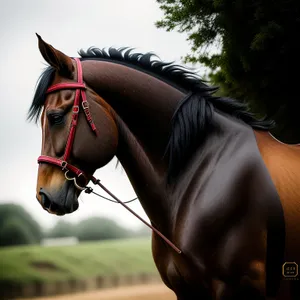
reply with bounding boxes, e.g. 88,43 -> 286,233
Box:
178,146 -> 271,249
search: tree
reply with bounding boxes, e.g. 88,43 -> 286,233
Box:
0,204 -> 42,246
0,218 -> 36,246
156,0 -> 300,142
46,220 -> 75,238
132,226 -> 152,238
76,217 -> 131,242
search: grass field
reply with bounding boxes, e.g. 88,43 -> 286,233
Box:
0,238 -> 158,284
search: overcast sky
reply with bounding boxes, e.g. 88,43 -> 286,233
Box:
0,0 -> 208,230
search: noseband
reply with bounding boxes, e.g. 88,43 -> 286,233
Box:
37,58 -> 98,188
37,58 -> 182,254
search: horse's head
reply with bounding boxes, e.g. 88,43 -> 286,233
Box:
33,35 -> 118,215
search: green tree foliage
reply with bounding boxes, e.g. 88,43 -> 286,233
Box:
133,226 -> 152,238
76,217 -> 131,242
46,220 -> 75,238
156,0 -> 300,142
46,218 -> 151,241
0,218 -> 36,246
0,204 -> 42,246
46,220 -> 76,238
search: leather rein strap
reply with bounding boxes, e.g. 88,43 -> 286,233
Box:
37,58 -> 182,255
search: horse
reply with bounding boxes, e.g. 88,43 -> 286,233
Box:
28,34 -> 300,299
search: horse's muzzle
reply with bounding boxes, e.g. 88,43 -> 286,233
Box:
38,181 -> 79,215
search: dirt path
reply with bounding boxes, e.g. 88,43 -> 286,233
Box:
28,283 -> 176,300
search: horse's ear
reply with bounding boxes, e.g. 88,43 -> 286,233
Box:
36,33 -> 74,77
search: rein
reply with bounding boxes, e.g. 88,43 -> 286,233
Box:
37,58 -> 182,255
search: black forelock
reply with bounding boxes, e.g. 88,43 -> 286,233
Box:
28,66 -> 55,123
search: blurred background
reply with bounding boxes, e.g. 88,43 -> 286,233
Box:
1,0 -> 299,299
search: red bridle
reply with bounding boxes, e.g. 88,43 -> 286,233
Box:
37,58 -> 98,188
37,58 -> 182,254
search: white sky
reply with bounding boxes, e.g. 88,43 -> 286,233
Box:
0,0 -> 207,230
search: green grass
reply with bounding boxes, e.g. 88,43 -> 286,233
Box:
0,238 -> 158,284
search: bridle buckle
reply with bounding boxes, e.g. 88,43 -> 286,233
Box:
61,161 -> 68,171
82,101 -> 89,109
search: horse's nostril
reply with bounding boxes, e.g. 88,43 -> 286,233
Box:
39,188 -> 66,215
39,188 -> 53,210
38,187 -> 76,215
40,193 -> 51,209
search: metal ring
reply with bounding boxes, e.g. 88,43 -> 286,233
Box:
64,171 -> 86,190
73,177 -> 86,190
64,170 -> 74,181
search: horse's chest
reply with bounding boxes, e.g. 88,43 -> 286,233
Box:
151,235 -> 182,288
152,234 -> 206,294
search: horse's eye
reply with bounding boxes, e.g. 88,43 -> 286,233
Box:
47,112 -> 64,126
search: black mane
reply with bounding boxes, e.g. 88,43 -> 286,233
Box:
29,47 -> 274,180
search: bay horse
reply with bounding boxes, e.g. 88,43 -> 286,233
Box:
29,35 -> 300,299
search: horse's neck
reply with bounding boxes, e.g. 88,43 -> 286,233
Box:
82,60 -> 184,173
82,60 -> 185,228
115,116 -> 170,229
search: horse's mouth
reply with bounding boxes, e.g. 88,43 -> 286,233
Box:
38,180 -> 79,215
